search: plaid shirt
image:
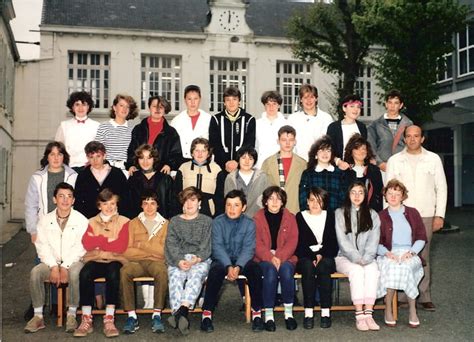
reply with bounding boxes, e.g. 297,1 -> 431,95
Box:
299,168 -> 347,212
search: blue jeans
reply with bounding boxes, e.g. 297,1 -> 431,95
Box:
259,261 -> 295,308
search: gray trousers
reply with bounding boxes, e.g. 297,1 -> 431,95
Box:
30,261 -> 83,309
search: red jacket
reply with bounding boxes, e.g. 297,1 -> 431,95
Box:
253,208 -> 298,265
378,205 -> 427,262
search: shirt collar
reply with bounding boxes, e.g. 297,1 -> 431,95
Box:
315,164 -> 335,172
110,119 -> 128,127
383,113 -> 401,120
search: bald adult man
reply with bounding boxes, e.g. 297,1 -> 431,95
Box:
386,125 -> 447,311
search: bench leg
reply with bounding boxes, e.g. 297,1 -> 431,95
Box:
244,282 -> 251,323
392,290 -> 398,321
57,286 -> 63,327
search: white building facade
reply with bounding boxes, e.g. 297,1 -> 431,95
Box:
0,0 -> 19,229
11,0 -> 383,219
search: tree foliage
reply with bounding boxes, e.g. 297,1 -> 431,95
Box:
287,0 -> 370,115
354,0 -> 468,124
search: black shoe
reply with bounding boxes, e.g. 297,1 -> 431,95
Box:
264,319 -> 276,332
200,317 -> 214,333
23,303 -> 34,322
320,316 -> 332,328
285,317 -> 298,330
252,317 -> 264,332
303,317 -> 314,329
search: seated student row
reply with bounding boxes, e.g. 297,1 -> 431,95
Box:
26,176 -> 426,337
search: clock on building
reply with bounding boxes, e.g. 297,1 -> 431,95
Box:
218,10 -> 241,32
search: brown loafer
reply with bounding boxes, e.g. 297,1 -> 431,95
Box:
420,302 -> 436,311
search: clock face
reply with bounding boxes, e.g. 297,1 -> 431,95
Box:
218,10 -> 241,32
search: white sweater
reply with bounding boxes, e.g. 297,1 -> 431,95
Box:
287,108 -> 333,161
55,117 -> 100,167
255,112 -> 287,168
170,109 -> 211,159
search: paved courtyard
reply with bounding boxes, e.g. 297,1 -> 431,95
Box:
1,206 -> 473,341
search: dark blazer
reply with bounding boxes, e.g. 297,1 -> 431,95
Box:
127,171 -> 178,219
74,166 -> 130,219
295,210 -> 339,260
126,118 -> 183,171
345,164 -> 383,212
326,120 -> 367,159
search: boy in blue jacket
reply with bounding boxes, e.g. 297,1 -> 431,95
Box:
200,190 -> 263,333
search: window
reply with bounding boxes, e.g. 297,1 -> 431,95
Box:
437,53 -> 453,82
458,23 -> 474,76
209,58 -> 248,112
354,66 -> 372,117
0,148 -> 9,205
141,55 -> 181,111
276,61 -> 312,114
68,51 -> 110,109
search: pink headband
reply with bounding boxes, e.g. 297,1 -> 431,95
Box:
343,100 -> 362,107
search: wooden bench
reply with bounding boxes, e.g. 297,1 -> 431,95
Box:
241,273 -> 397,323
56,273 -> 396,326
56,275 -> 250,327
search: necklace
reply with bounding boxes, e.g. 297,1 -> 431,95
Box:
56,213 -> 70,219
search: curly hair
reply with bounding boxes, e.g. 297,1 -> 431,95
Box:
343,134 -> 375,165
110,94 -> 139,120
66,91 -> 94,115
383,179 -> 409,202
306,135 -> 334,170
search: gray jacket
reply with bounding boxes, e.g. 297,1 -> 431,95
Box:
367,114 -> 413,164
335,207 -> 380,265
224,169 -> 268,218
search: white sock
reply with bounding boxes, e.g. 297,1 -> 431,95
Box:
142,284 -> 150,308
252,310 -> 262,319
321,308 -> 330,317
284,303 -> 293,319
34,306 -> 43,318
128,310 -> 137,319
67,306 -> 77,316
304,308 -> 314,318
265,308 -> 274,322
152,309 -> 161,318
105,305 -> 115,317
82,306 -> 92,316
148,285 -> 155,308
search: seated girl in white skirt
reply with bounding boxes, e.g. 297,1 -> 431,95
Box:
377,179 -> 427,328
